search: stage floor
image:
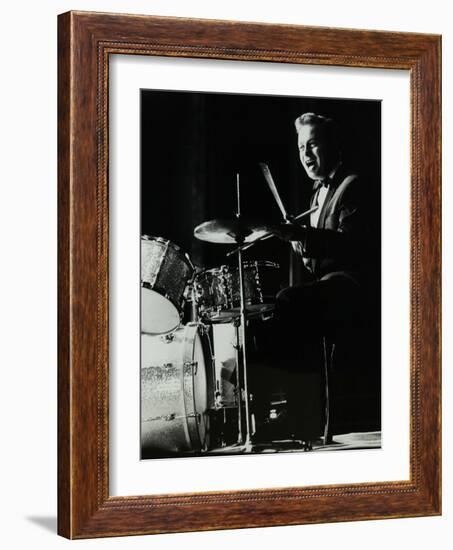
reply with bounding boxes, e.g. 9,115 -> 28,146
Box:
205,431 -> 381,455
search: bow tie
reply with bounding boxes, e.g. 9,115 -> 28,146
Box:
314,178 -> 329,190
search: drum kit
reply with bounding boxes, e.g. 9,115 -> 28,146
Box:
141,171 -> 317,457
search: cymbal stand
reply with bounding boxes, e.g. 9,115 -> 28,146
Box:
233,318 -> 244,444
226,205 -> 318,258
234,173 -> 253,447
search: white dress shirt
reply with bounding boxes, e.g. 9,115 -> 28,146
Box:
310,184 -> 329,228
291,162 -> 342,269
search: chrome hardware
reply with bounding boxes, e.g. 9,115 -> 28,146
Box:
184,360 -> 198,375
143,412 -> 201,422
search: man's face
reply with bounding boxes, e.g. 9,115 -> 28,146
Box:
297,123 -> 333,181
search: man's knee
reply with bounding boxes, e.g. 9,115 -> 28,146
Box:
274,287 -> 301,324
276,286 -> 296,305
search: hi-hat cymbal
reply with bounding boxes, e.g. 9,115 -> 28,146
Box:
194,219 -> 271,244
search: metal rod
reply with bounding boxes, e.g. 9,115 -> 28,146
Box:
234,321 -> 243,444
226,232 -> 274,258
191,284 -> 198,322
237,244 -> 253,445
233,173 -> 252,446
226,205 -> 319,258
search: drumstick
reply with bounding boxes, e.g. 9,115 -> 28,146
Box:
294,205 -> 318,222
259,163 -> 288,220
225,205 -> 318,258
226,232 -> 274,257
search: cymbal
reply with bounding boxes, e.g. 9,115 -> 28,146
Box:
194,219 -> 271,244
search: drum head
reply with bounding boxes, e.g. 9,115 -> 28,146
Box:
141,287 -> 180,334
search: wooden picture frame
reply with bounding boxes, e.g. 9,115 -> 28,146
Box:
58,11 -> 441,538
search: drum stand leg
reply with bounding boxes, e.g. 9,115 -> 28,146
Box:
231,173 -> 255,452
234,320 -> 244,444
237,244 -> 253,448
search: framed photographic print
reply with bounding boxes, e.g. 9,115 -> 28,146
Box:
58,11 -> 441,538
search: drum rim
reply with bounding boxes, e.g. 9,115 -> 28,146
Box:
142,235 -> 194,275
243,260 -> 280,269
181,322 -> 214,451
141,234 -> 184,253
196,261 -> 280,277
196,265 -> 229,276
140,286 -> 182,335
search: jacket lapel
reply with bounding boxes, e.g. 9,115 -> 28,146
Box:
310,166 -> 345,275
316,185 -> 336,229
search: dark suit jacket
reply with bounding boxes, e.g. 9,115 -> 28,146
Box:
298,165 -> 372,285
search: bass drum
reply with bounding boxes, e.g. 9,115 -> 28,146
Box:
141,323 -> 214,457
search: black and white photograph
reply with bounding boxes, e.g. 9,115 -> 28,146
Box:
140,89 -> 381,459
0,0 -> 445,545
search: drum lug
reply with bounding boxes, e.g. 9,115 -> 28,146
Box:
183,283 -> 192,300
184,360 -> 198,375
195,284 -> 203,299
254,269 -> 263,301
184,252 -> 195,270
142,412 -> 177,422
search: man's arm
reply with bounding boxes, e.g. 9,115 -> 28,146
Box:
279,179 -> 367,260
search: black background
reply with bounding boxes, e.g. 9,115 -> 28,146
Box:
141,90 -> 381,287
141,90 -> 382,436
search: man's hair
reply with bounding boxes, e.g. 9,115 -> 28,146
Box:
294,112 -> 341,156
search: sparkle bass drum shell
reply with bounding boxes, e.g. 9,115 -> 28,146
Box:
141,323 -> 214,457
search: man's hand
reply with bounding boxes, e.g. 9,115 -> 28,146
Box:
273,222 -> 307,242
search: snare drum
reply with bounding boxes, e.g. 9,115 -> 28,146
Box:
195,261 -> 280,322
141,323 -> 214,456
141,236 -> 194,334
